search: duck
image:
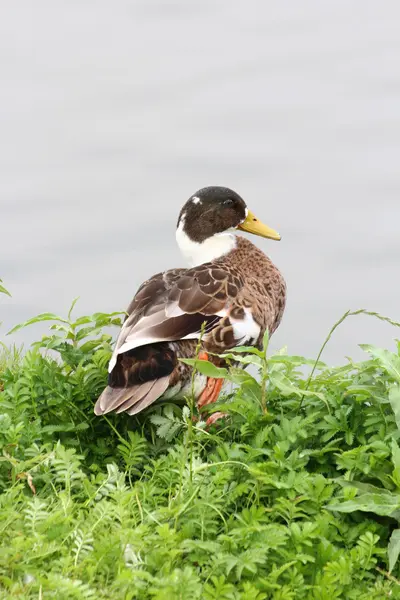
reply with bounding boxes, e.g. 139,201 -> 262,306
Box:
94,186 -> 286,418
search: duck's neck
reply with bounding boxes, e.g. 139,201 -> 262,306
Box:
176,223 -> 237,266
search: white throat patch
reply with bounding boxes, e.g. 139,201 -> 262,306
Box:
176,215 -> 237,266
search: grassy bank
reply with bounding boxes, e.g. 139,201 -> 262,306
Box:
1,299 -> 400,598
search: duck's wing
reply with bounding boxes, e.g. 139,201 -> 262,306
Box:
108,263 -> 245,373
96,265 -> 268,416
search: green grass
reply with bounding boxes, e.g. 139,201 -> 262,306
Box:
2,297 -> 400,598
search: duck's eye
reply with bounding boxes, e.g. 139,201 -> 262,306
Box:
224,198 -> 234,206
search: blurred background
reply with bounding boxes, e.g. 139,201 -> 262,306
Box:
1,1 -> 399,364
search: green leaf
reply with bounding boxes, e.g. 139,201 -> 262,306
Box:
389,384 -> 400,431
91,311 -> 126,322
268,355 -> 327,368
68,296 -> 80,320
0,280 -> 11,297
227,367 -> 258,385
72,311 -> 124,327
228,345 -> 263,356
41,422 -> 89,434
269,370 -> 325,401
239,380 -> 262,404
392,439 -> 400,472
388,528 -> 400,572
49,324 -> 70,333
76,325 -> 104,341
327,492 -> 400,516
217,351 -> 263,367
262,328 -> 270,353
179,358 -> 228,378
336,479 -> 389,495
7,313 -> 70,334
360,344 -> 400,382
79,340 -> 105,353
269,370 -> 300,396
73,316 -> 93,326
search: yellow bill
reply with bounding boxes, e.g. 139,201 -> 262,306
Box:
238,210 -> 281,241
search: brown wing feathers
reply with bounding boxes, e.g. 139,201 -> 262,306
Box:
94,237 -> 286,417
94,265 -> 237,416
109,343 -> 177,387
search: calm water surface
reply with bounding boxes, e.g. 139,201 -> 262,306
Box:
1,1 -> 400,364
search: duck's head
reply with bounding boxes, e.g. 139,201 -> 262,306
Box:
176,186 -> 281,266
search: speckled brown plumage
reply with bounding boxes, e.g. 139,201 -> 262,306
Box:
94,186 -> 286,417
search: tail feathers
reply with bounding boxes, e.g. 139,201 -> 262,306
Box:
94,376 -> 170,416
118,376 -> 170,416
95,380 -> 154,415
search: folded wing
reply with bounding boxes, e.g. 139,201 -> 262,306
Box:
108,264 -> 244,373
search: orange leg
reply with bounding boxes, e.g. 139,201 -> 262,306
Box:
197,351 -> 223,408
195,351 -> 227,425
198,377 -> 223,409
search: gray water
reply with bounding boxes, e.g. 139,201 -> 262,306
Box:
1,1 -> 400,364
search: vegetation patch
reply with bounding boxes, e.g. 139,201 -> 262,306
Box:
1,294 -> 400,598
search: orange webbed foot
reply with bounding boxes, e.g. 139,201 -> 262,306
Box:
205,411 -> 227,427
